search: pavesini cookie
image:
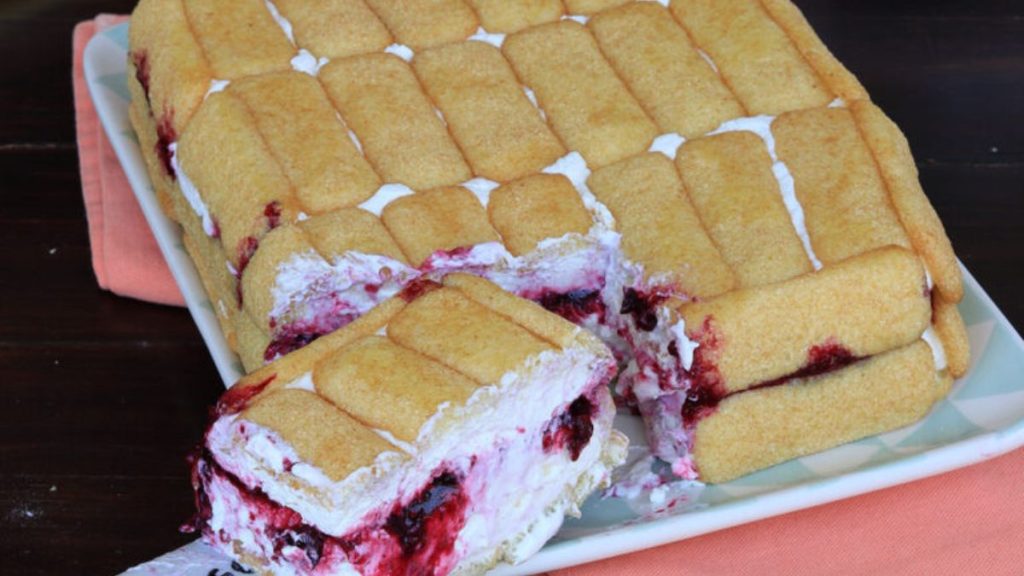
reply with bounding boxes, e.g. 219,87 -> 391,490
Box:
189,274 -> 627,575
129,0 -> 968,494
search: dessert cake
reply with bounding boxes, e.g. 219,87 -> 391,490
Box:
190,273 -> 627,575
127,0 -> 972,566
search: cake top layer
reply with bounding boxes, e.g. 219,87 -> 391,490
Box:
221,272 -> 607,480
130,0 -> 964,374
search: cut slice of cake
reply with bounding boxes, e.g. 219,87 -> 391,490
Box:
188,274 -> 627,575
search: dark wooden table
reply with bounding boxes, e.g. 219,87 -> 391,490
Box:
1,1 -> 1021,575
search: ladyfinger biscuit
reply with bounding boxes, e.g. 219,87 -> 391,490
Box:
676,131 -> 812,287
381,187 -> 502,265
933,296 -> 971,379
692,340 -> 940,483
669,0 -> 832,115
176,91 -> 298,269
589,153 -> 737,299
487,174 -> 592,256
271,0 -> 393,58
563,0 -> 629,14
589,3 -> 745,138
759,0 -> 869,102
387,287 -> 555,383
503,21 -> 658,168
229,72 -> 381,214
464,0 -> 564,33
362,0 -> 478,50
441,273 -> 583,349
299,208 -> 410,263
413,42 -> 565,182
315,336 -> 478,442
850,99 -> 963,302
182,0 -> 294,79
773,107 -> 912,265
242,388 -> 399,481
678,246 -> 931,396
129,0 -> 212,145
320,54 -> 472,190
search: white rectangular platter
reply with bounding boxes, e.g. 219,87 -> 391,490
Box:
85,22 -> 1024,576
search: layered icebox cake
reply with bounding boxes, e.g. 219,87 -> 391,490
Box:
189,274 -> 627,575
127,0 -> 971,571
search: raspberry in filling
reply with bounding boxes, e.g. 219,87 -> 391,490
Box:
131,51 -> 150,104
536,289 -> 605,325
620,288 -> 665,332
155,114 -> 177,180
190,453 -> 471,576
542,396 -> 596,461
264,201 -> 282,230
399,278 -> 442,302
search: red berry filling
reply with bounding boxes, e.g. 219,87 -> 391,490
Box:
190,452 -> 470,576
155,113 -> 177,180
399,278 -> 442,302
263,313 -> 359,363
535,289 -> 606,325
131,51 -> 150,104
682,339 -> 861,425
542,395 -> 596,461
620,288 -> 666,332
264,201 -> 282,230
215,375 -> 276,417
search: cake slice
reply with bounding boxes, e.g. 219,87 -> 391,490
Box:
190,274 -> 627,575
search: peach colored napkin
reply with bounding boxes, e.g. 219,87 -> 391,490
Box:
73,15 -> 184,306
73,15 -> 1023,576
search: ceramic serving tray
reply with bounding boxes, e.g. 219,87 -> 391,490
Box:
85,23 -> 1024,576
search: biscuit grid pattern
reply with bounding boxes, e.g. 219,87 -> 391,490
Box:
128,0 -> 964,375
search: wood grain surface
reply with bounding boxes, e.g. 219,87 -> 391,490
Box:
0,1 -> 1020,575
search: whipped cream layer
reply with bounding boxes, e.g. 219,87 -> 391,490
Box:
198,347 -> 627,575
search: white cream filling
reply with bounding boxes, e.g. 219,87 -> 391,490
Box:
205,79 -> 230,99
358,183 -> 416,216
385,43 -> 414,62
291,49 -> 329,76
467,27 -> 506,48
522,86 -> 546,120
649,133 -> 686,160
561,14 -> 589,24
461,177 -> 501,208
711,115 -> 823,270
264,0 -> 295,44
168,143 -> 218,237
921,325 -> 948,371
270,250 -> 417,326
543,151 -> 616,229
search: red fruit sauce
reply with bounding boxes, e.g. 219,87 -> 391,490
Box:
542,396 -> 596,461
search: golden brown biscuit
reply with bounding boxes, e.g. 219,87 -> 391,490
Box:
387,287 -> 555,383
773,107 -> 912,264
320,54 -> 472,190
465,0 -> 564,33
563,0 -> 629,14
692,340 -> 939,483
589,153 -> 737,299
850,99 -> 963,302
315,336 -> 479,442
487,174 -> 592,256
362,0 -> 479,50
503,21 -> 658,168
413,42 -> 565,182
589,3 -> 745,137
243,388 -> 399,481
182,0 -> 294,79
381,187 -> 502,265
228,72 -> 381,214
678,246 -> 931,395
669,0 -> 832,115
676,131 -> 812,286
272,0 -> 393,58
